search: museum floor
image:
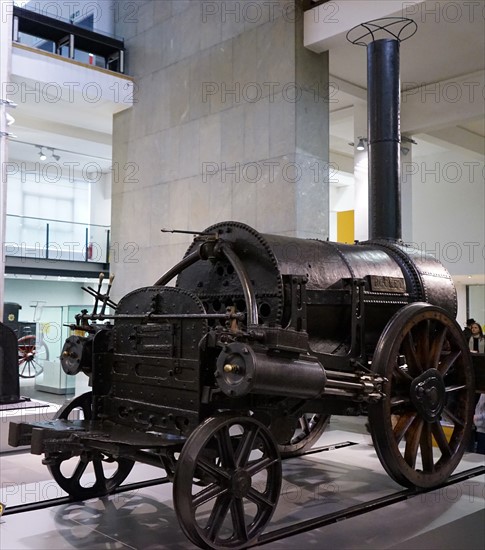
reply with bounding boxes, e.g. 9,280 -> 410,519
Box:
1,415 -> 484,550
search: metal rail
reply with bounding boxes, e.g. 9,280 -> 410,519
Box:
1,441 -> 356,516
2,447 -> 484,550
254,465 -> 485,547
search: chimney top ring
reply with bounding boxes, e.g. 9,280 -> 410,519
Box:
346,17 -> 417,47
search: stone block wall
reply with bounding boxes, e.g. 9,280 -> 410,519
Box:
112,0 -> 329,297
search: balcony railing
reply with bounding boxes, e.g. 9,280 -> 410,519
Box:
12,5 -> 125,73
5,214 -> 110,264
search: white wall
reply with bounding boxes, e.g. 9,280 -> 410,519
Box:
410,150 -> 485,277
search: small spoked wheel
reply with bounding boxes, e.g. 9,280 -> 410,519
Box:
46,392 -> 135,500
369,303 -> 475,488
173,415 -> 281,549
276,413 -> 330,458
18,335 -> 48,378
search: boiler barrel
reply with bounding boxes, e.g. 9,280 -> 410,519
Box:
177,222 -> 457,352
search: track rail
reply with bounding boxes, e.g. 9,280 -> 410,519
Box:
254,465 -> 485,547
1,441 -> 357,517
2,443 -> 484,550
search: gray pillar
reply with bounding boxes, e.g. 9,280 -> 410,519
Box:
112,1 -> 329,297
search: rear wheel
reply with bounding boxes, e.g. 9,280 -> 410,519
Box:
46,392 -> 135,499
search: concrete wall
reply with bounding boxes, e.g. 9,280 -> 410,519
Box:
112,0 -> 329,297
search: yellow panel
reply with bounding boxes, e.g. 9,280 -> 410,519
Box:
337,210 -> 354,244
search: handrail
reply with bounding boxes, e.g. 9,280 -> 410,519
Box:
5,215 -> 111,264
6,213 -> 109,230
13,5 -> 125,73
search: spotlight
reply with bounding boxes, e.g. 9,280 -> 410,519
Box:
356,137 -> 367,151
39,148 -> 47,161
52,151 -> 60,161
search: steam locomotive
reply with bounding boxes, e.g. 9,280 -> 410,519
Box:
7,18 -> 476,550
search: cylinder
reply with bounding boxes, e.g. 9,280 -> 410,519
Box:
367,38 -> 401,241
216,342 -> 327,399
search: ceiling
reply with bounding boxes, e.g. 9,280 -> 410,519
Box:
323,0 -> 485,167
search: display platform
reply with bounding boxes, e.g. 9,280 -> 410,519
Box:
0,417 -> 484,549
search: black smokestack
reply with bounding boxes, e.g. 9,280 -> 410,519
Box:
347,18 -> 417,241
367,38 -> 401,240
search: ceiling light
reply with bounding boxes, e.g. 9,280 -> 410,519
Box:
37,146 -> 47,161
356,137 -> 367,151
6,112 -> 15,126
52,151 -> 60,161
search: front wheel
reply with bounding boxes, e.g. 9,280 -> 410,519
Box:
173,414 -> 281,549
369,303 -> 475,488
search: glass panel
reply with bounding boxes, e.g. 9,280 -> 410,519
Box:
5,215 -> 109,263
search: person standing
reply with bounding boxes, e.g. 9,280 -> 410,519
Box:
473,394 -> 485,454
469,322 -> 485,353
463,318 -> 476,341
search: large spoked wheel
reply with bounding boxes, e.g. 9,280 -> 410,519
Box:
369,303 -> 475,488
46,392 -> 135,500
173,415 -> 282,549
18,335 -> 48,378
276,414 -> 330,458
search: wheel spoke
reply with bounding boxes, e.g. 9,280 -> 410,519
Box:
442,406 -> 465,427
92,458 -> 107,493
246,487 -> 274,510
235,425 -> 260,468
431,422 -> 452,457
404,417 -> 423,468
445,384 -> 467,393
198,457 -> 231,483
419,423 -> 434,472
246,456 -> 280,477
193,483 -> 228,508
204,494 -> 232,542
438,350 -> 461,376
415,321 -> 430,370
393,412 -> 416,444
429,325 -> 448,370
299,415 -> 311,436
402,331 -> 422,375
230,498 -> 248,542
71,459 -> 89,484
217,426 -> 236,469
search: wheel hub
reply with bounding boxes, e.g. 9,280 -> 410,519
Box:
231,469 -> 251,498
410,368 -> 446,422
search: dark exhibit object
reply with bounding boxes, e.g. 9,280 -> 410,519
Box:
8,18 -> 477,549
0,323 -> 20,403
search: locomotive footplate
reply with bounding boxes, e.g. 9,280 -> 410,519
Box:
9,419 -> 186,455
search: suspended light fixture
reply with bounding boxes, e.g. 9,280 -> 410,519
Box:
356,137 -> 367,151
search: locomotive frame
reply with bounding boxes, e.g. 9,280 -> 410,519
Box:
7,17 -> 478,550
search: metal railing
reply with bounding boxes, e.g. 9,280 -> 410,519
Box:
5,214 -> 110,264
12,6 -> 125,73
